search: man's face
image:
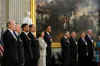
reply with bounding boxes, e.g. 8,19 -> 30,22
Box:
25,25 -> 29,32
72,32 -> 77,38
10,21 -> 16,31
65,32 -> 70,38
88,30 -> 93,36
16,25 -> 21,33
31,25 -> 36,32
47,26 -> 51,32
98,36 -> 100,40
81,32 -> 86,38
68,33 -> 70,38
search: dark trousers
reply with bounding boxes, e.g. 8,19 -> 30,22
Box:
63,59 -> 71,66
78,56 -> 88,66
32,59 -> 39,66
24,56 -> 31,66
71,57 -> 78,66
4,57 -> 18,66
46,47 -> 52,66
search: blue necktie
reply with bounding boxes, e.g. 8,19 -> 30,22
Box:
13,31 -> 18,38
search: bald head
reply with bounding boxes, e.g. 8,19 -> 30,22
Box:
87,29 -> 93,36
15,24 -> 21,33
7,20 -> 16,31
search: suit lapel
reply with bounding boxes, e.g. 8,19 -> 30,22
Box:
8,30 -> 17,40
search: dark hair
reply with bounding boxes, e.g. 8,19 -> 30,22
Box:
37,31 -> 44,38
29,24 -> 33,28
44,25 -> 51,30
21,24 -> 28,29
64,31 -> 70,35
80,32 -> 85,35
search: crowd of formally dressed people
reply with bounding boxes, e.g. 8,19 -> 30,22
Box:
0,20 -> 53,66
0,19 -> 99,66
61,31 -> 96,66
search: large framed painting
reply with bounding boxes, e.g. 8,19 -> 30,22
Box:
36,0 -> 100,47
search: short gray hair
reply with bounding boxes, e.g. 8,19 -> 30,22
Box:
6,20 -> 11,28
64,31 -> 70,35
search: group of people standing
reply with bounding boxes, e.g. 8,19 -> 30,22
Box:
61,30 -> 94,66
0,19 -> 96,66
1,20 -> 53,66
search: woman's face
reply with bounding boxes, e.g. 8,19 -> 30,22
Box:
41,32 -> 45,37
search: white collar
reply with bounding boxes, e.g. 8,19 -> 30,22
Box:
47,32 -> 50,35
23,32 -> 28,35
82,38 -> 86,42
8,29 -> 17,40
64,36 -> 68,39
31,32 -> 34,35
8,29 -> 13,33
15,31 -> 19,36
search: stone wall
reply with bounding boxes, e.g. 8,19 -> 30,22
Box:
0,0 -> 30,37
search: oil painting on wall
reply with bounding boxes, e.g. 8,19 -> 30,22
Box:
36,0 -> 100,42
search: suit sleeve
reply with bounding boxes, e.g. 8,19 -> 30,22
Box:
61,39 -> 68,48
27,39 -> 33,60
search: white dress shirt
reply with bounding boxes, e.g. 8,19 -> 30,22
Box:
8,29 -> 17,40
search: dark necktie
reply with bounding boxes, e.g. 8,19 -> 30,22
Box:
13,31 -> 18,39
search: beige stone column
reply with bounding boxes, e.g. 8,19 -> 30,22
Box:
9,0 -> 30,24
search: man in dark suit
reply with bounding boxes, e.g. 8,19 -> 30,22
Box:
70,32 -> 78,66
28,24 -> 40,66
44,25 -> 53,66
15,24 -> 24,66
61,31 -> 71,66
2,20 -> 18,66
85,29 -> 94,65
20,24 -> 33,66
78,32 -> 89,66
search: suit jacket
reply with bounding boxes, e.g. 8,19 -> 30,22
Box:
61,36 -> 71,65
28,32 -> 40,60
78,38 -> 88,58
85,35 -> 93,59
17,34 -> 24,65
44,32 -> 52,47
2,30 -> 18,64
69,37 -> 78,60
20,32 -> 33,62
38,37 -> 47,56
